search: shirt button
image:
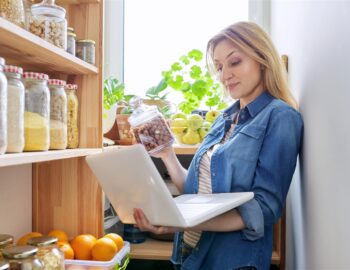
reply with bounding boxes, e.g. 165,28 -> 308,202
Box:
212,173 -> 215,176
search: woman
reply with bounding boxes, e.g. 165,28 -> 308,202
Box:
133,21 -> 303,270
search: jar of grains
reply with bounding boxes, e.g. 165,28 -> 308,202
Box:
65,84 -> 79,148
0,0 -> 25,28
5,65 -> 25,153
0,57 -> 7,155
2,246 -> 43,270
48,79 -> 67,150
23,72 -> 50,151
27,236 -> 64,270
76,40 -> 95,65
29,0 -> 67,49
0,234 -> 14,260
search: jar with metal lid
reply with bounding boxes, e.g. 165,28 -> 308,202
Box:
0,234 -> 14,260
48,79 -> 67,150
5,66 -> 25,153
29,0 -> 67,49
76,40 -> 95,65
2,245 -> 43,270
0,0 -> 25,28
128,103 -> 174,154
23,72 -> 50,151
0,57 -> 7,155
0,261 -> 9,270
27,236 -> 63,270
67,31 -> 76,55
65,84 -> 79,149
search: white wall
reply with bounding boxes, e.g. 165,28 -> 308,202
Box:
270,1 -> 350,269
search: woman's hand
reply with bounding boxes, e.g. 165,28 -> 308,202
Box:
149,145 -> 175,160
133,208 -> 180,234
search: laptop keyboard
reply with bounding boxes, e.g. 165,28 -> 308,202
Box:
177,203 -> 221,220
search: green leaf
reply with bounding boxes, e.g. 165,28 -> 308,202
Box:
188,49 -> 203,61
192,80 -> 207,99
217,101 -> 229,110
205,96 -> 220,107
189,65 -> 202,80
171,62 -> 182,71
180,55 -> 190,65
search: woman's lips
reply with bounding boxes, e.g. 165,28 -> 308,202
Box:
227,82 -> 239,91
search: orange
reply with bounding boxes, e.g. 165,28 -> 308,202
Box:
17,232 -> 43,245
91,237 -> 118,261
70,234 -> 97,260
57,241 -> 74,259
48,229 -> 69,243
103,233 -> 124,251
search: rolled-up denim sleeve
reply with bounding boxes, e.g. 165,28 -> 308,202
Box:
238,108 -> 303,241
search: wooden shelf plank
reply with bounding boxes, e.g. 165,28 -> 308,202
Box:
57,0 -> 99,4
0,148 -> 101,167
103,144 -> 198,155
130,238 -> 173,260
0,17 -> 98,75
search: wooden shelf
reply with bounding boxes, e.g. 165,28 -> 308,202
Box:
103,144 -> 198,155
130,238 -> 173,260
0,148 -> 101,167
57,0 -> 100,4
0,17 -> 98,75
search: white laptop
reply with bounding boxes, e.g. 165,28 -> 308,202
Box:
86,144 -> 254,228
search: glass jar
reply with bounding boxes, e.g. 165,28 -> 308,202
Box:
65,84 -> 79,149
27,236 -> 64,270
0,234 -> 14,260
128,104 -> 174,154
76,40 -> 95,65
0,0 -> 25,28
22,0 -> 34,30
48,79 -> 67,150
5,66 -> 25,153
29,0 -> 67,49
23,72 -> 50,151
2,245 -> 43,270
67,32 -> 76,55
0,57 -> 7,155
0,261 -> 9,270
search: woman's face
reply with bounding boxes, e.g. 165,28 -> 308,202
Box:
213,39 -> 264,108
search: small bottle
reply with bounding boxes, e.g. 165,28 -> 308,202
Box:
67,31 -> 76,56
0,234 -> 14,260
27,236 -> 64,270
2,245 -> 43,270
76,40 -> 96,65
65,84 -> 79,148
0,57 -> 7,155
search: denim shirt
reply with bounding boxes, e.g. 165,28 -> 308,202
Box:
174,92 -> 303,270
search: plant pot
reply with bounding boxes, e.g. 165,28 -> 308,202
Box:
115,114 -> 134,145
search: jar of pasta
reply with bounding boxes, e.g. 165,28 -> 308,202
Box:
5,66 -> 25,153
0,57 -> 7,155
76,40 -> 95,65
65,84 -> 79,148
27,236 -> 64,270
0,0 -> 25,28
0,261 -> 9,270
23,72 -> 50,151
2,246 -> 43,270
0,234 -> 14,260
29,0 -> 67,49
48,79 -> 67,150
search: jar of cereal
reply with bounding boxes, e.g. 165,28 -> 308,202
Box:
48,79 -> 67,150
0,0 -> 25,28
5,66 -> 25,153
2,246 -> 43,270
0,57 -> 7,155
0,234 -> 14,260
65,84 -> 79,149
27,236 -> 64,270
23,72 -> 50,151
29,0 -> 67,49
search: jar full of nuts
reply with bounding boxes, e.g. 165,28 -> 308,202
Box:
0,0 -> 25,27
30,0 -> 67,50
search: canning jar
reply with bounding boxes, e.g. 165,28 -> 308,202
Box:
2,246 -> 43,270
128,104 -> 174,154
0,0 -> 25,28
76,40 -> 95,65
48,79 -> 67,150
0,234 -> 14,260
23,72 -> 50,151
65,84 -> 79,148
0,57 -> 7,155
0,261 -> 9,270
29,0 -> 67,49
5,66 -> 25,153
67,31 -> 76,55
27,236 -> 64,270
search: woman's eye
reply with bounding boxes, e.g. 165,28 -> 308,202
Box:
231,60 -> 241,66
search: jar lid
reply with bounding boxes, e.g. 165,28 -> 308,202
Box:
2,245 -> 38,259
23,72 -> 49,81
0,57 -> 5,67
65,84 -> 78,90
0,234 -> 14,246
27,236 -> 58,247
31,0 -> 66,19
128,104 -> 160,127
0,261 -> 9,270
48,79 -> 66,86
68,32 -> 76,38
5,65 -> 23,75
67,27 -> 74,33
76,39 -> 96,45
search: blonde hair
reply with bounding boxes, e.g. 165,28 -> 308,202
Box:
206,21 -> 298,109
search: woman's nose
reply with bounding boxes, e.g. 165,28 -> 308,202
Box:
220,67 -> 233,82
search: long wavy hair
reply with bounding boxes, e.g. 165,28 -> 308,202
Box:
206,21 -> 298,109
